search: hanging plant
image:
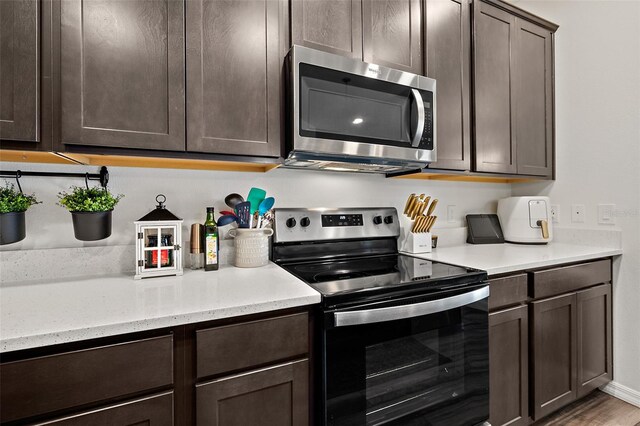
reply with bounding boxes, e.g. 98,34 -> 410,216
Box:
0,183 -> 40,245
58,186 -> 123,241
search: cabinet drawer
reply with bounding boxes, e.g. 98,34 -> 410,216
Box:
489,274 -> 528,310
0,335 -> 173,423
33,392 -> 173,426
197,313 -> 308,379
530,259 -> 611,299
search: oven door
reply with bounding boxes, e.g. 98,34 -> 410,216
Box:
320,284 -> 489,426
290,46 -> 436,165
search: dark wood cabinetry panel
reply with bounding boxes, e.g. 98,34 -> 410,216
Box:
59,0 -> 185,151
0,335 -> 173,423
577,283 -> 612,398
196,312 -> 309,378
32,392 -> 174,426
530,259 -> 611,299
196,359 -> 309,426
363,0 -> 422,74
489,305 -> 529,426
424,0 -> 471,170
531,293 -> 577,420
514,18 -> 553,177
488,273 -> 527,311
473,1 -> 517,174
291,0 -> 363,59
186,0 -> 285,157
0,0 -> 39,143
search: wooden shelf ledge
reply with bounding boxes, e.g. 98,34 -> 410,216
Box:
392,171 -> 540,184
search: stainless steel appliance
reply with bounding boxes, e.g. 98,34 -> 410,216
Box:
285,46 -> 437,173
271,208 -> 490,425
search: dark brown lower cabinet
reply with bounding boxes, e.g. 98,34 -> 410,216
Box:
32,392 -> 174,426
196,359 -> 309,426
489,305 -> 529,426
577,284 -> 613,398
531,292 -> 578,420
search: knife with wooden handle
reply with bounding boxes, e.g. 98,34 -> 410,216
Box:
427,216 -> 437,233
420,216 -> 429,232
406,195 -> 418,217
418,196 -> 430,216
411,217 -> 419,233
404,194 -> 416,215
425,199 -> 438,217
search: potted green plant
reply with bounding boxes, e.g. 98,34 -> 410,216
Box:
0,183 -> 40,245
58,186 -> 123,241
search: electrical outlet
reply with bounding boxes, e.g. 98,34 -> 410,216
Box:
571,204 -> 586,223
447,205 -> 456,223
598,204 -> 616,225
551,205 -> 560,224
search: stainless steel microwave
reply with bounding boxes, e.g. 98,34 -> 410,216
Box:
284,45 -> 436,173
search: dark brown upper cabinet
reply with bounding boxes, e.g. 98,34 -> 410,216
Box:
473,1 -> 517,174
514,18 -> 554,177
291,0 -> 422,75
0,0 -> 39,144
473,0 -> 556,177
362,0 -> 423,75
291,0 -> 363,59
424,0 -> 471,170
186,0 -> 286,157
58,0 -> 185,151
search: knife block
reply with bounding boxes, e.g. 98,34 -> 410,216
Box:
398,230 -> 432,254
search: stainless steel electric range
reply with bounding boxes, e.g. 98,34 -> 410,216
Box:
271,208 -> 491,426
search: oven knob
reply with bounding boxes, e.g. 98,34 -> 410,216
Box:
373,215 -> 383,225
300,217 -> 311,227
286,218 -> 297,228
384,215 -> 394,224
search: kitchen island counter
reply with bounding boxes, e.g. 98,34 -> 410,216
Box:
0,263 -> 320,353
411,242 -> 622,276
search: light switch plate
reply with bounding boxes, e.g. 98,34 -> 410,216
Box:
598,204 -> 616,225
571,204 -> 586,223
447,205 -> 456,223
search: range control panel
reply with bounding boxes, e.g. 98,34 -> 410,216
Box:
273,208 -> 400,243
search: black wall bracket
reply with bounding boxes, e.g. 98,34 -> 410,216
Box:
0,166 -> 109,190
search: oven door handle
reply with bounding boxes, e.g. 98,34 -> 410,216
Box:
333,285 -> 490,327
410,88 -> 425,147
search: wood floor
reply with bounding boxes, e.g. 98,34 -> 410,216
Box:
533,391 -> 640,426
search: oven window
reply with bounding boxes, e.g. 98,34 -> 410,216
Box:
299,63 -> 415,148
323,299 -> 488,426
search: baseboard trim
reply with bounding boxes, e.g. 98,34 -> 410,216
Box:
600,381 -> 640,408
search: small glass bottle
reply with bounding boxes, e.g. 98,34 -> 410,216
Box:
204,207 -> 219,271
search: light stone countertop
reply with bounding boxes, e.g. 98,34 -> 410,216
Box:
0,263 -> 320,353
410,242 -> 622,276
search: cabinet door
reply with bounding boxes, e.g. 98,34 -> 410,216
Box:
186,0 -> 285,157
576,284 -> 612,398
196,359 -> 309,426
0,0 -> 39,143
33,392 -> 173,426
514,18 -> 553,177
473,1 -> 517,174
424,0 -> 471,170
59,0 -> 185,151
362,0 -> 423,74
291,0 -> 362,59
489,305 -> 529,426
531,293 -> 577,420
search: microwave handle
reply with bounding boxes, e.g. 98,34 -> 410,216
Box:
410,88 -> 425,147
333,285 -> 489,327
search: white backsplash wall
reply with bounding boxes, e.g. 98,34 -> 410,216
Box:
0,161 -> 511,251
513,0 -> 640,402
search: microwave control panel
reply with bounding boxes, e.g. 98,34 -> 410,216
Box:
420,90 -> 434,150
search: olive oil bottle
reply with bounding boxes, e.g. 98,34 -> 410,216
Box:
204,207 -> 219,271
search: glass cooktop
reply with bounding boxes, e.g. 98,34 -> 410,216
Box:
280,254 -> 486,303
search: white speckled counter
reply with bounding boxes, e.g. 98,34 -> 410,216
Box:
0,263 -> 320,353
411,243 -> 622,276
